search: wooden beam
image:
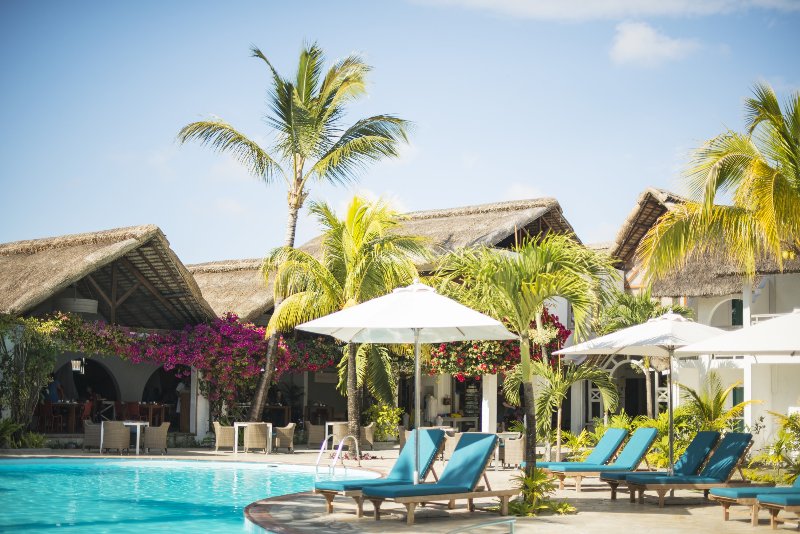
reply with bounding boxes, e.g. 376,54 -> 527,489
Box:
86,274 -> 112,308
116,281 -> 140,307
119,256 -> 181,320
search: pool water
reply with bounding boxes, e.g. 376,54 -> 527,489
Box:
0,458 -> 376,533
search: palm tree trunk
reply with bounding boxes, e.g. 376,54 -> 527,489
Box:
523,380 -> 537,477
556,406 -> 563,462
248,197 -> 303,422
347,342 -> 362,452
644,356 -> 654,419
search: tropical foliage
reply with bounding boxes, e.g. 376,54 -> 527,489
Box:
264,196 -> 428,445
748,412 -> 800,484
508,468 -> 576,516
679,371 -> 757,431
363,404 -> 404,441
640,82 -> 800,281
179,42 -> 411,421
436,234 -> 618,474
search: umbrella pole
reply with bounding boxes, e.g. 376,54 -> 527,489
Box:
668,347 -> 674,476
414,328 -> 421,485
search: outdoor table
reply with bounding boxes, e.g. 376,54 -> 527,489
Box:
440,416 -> 479,432
494,432 -> 522,471
56,401 -> 80,433
141,403 -> 164,426
232,421 -> 272,454
324,421 -> 349,447
124,421 -> 149,455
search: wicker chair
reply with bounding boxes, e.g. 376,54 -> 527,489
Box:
306,422 -> 325,449
503,433 -> 525,467
143,422 -> 170,454
243,423 -> 270,453
101,421 -> 130,454
443,432 -> 463,461
274,422 -> 295,453
212,422 -> 235,452
82,420 -> 101,451
360,422 -> 375,450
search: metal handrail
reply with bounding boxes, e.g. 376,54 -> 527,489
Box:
314,433 -> 361,475
314,434 -> 335,475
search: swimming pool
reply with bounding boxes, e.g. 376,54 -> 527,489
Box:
0,458 -> 377,533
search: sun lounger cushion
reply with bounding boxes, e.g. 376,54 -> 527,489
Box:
537,427 -> 628,469
315,428 -> 445,492
711,487 -> 800,500
624,432 -> 752,485
757,494 -> 800,506
363,433 -> 498,499
601,431 -> 720,482
552,427 -> 656,474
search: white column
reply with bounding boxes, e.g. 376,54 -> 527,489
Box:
570,382 -> 585,434
189,369 -> 198,435
743,280 -> 753,327
481,374 -> 498,433
744,360 -> 771,450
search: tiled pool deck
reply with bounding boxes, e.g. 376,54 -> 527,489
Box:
3,446 -> 797,533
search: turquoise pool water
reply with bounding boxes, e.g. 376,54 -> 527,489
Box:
0,458 -> 377,533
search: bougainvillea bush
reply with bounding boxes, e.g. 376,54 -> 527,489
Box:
427,308 -> 570,381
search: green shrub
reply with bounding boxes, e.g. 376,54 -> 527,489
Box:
0,419 -> 23,448
507,468 -> 576,516
363,404 -> 404,441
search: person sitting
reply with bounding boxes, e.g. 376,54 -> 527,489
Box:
47,374 -> 64,402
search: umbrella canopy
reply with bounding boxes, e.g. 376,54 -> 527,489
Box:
676,309 -> 800,356
297,281 -> 516,483
553,312 -> 725,474
297,281 -> 517,343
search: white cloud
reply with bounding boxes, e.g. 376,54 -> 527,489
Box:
610,22 -> 699,67
502,182 -> 548,200
413,0 -> 799,21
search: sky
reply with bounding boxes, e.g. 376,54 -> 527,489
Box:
1,0 -> 798,264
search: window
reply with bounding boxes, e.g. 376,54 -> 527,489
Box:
731,299 -> 743,327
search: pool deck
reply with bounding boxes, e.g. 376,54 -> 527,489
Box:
3,446 -> 798,532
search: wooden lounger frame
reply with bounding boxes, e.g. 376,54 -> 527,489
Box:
758,501 -> 800,530
626,440 -> 754,508
366,442 -> 520,525
548,457 -> 652,492
315,439 -> 444,517
708,487 -> 777,527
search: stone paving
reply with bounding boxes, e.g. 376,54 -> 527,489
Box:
4,445 -> 799,533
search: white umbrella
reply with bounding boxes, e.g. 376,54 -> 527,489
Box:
676,309 -> 800,356
553,312 -> 725,474
297,281 -> 517,483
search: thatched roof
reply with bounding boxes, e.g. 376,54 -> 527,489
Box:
187,259 -> 273,324
611,187 -> 687,268
652,252 -> 800,298
0,225 -> 216,329
191,198 -> 576,321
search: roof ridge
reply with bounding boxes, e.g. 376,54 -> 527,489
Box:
0,225 -> 160,257
404,198 -> 558,221
187,258 -> 264,273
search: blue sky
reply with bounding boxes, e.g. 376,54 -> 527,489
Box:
1,0 -> 798,263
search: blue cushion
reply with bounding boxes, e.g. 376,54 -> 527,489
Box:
628,475 -> 726,485
757,494 -> 800,506
314,428 -> 444,493
700,432 -> 752,480
607,427 -> 658,470
584,428 -> 629,465
710,487 -> 800,500
673,431 -> 720,476
364,483 -> 473,498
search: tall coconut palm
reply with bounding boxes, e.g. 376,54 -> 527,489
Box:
179,43 -> 410,421
436,234 -> 618,475
263,196 -> 428,447
594,288 -> 692,418
503,359 -> 619,461
639,83 -> 800,282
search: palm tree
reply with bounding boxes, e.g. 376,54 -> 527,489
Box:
503,359 -> 619,461
263,196 -> 428,447
679,371 -> 757,431
178,43 -> 410,421
595,288 -> 692,418
436,234 -> 617,474
639,83 -> 800,282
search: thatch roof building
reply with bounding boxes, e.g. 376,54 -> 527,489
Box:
189,198 -> 576,322
0,225 -> 215,329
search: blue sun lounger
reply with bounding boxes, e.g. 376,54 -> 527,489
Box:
709,474 -> 798,526
546,427 -> 658,492
626,432 -> 754,507
757,493 -> 800,530
362,433 -> 519,525
601,430 -> 720,500
314,428 -> 445,516
534,427 -> 628,471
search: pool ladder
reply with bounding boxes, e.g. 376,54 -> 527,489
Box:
315,433 -> 361,476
